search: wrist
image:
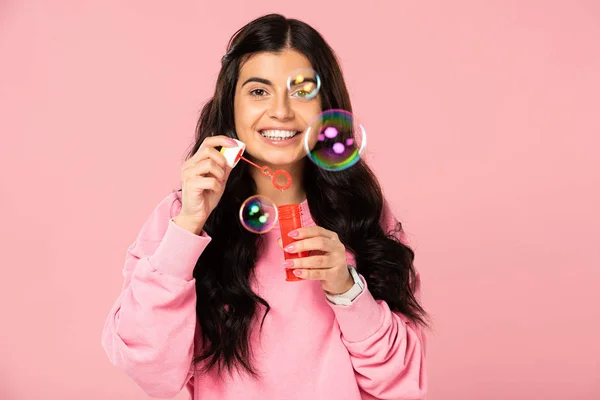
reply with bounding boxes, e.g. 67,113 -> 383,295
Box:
172,215 -> 205,235
324,267 -> 364,306
325,273 -> 354,295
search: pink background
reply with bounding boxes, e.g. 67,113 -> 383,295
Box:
1,1 -> 599,399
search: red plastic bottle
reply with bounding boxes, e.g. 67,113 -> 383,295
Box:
278,204 -> 309,281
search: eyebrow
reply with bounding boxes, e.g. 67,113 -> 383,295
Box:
241,76 -> 318,87
241,77 -> 273,87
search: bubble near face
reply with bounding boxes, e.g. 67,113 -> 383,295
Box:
287,68 -> 321,100
304,109 -> 367,171
239,195 -> 278,234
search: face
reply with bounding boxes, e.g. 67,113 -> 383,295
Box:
233,49 -> 322,167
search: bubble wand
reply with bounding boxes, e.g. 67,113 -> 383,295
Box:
220,139 -> 291,191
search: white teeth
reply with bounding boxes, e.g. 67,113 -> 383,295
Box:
260,130 -> 298,140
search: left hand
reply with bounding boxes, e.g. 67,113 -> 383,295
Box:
278,226 -> 354,295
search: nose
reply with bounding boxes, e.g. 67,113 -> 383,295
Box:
267,92 -> 294,121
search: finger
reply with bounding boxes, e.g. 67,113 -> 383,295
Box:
187,176 -> 223,192
200,135 -> 238,150
291,268 -> 329,281
184,158 -> 226,181
186,146 -> 228,170
283,236 -> 341,254
286,226 -> 338,241
283,255 -> 331,269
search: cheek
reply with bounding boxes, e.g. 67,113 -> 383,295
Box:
299,103 -> 323,149
233,96 -> 243,131
234,100 -> 264,137
301,100 -> 322,123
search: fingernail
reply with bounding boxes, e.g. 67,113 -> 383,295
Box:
293,269 -> 303,277
227,138 -> 237,146
288,230 -> 299,238
282,260 -> 294,267
284,244 -> 295,252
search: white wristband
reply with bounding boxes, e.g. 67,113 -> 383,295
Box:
325,266 -> 364,306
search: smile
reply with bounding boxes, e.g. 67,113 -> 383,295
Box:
259,130 -> 300,140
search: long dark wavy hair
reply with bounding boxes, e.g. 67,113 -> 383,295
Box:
178,13 -> 428,378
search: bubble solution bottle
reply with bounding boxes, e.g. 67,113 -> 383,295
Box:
278,204 -> 309,281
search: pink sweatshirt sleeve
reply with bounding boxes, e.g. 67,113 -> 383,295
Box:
328,199 -> 428,400
101,193 -> 211,398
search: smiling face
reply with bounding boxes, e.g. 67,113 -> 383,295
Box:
233,49 -> 322,168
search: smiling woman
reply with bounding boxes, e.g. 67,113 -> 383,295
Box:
101,13 -> 428,400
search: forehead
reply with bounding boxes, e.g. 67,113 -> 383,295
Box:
238,50 -> 314,81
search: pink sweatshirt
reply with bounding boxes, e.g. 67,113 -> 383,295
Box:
102,192 -> 427,399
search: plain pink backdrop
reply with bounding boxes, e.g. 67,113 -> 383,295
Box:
1,1 -> 598,399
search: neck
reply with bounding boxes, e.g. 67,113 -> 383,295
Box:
250,159 -> 306,206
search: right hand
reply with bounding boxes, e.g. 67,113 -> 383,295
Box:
173,135 -> 238,234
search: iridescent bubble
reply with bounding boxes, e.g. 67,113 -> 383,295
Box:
287,68 -> 321,100
303,109 -> 367,171
239,195 -> 278,234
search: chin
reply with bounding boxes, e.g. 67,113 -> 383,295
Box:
258,155 -> 303,168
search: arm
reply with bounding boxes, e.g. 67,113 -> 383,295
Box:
101,194 -> 211,398
327,200 -> 427,400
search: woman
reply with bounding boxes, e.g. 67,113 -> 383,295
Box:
102,13 -> 428,400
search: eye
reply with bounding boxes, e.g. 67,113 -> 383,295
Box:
290,81 -> 318,100
292,89 -> 309,99
250,88 -> 268,97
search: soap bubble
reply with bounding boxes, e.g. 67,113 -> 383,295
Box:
287,68 -> 321,100
303,109 -> 367,171
239,195 -> 278,233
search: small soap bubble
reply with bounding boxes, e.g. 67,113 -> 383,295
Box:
287,68 -> 321,100
239,195 -> 278,233
303,109 -> 367,171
